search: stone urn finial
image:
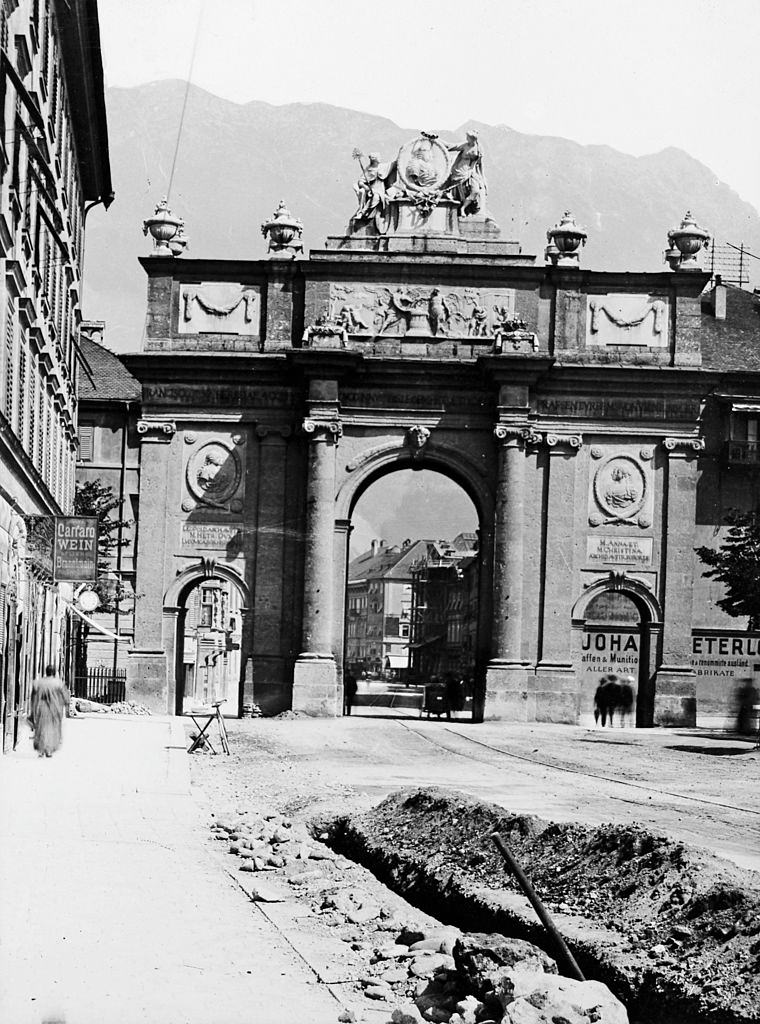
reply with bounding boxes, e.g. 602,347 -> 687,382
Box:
666,210 -> 710,270
261,199 -> 304,259
168,221 -> 189,257
545,211 -> 587,266
143,197 -> 183,256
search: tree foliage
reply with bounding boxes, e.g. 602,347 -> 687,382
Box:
696,509 -> 760,630
73,479 -> 131,612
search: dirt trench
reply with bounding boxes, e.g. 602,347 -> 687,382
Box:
322,787 -> 760,1024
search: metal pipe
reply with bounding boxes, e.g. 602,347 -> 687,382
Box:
491,831 -> 585,982
111,401 -> 130,684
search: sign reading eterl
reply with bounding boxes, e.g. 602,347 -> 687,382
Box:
53,517 -> 98,581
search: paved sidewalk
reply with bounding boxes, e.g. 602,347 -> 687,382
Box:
0,715 -> 342,1024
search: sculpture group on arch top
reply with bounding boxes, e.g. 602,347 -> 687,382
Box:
141,133 -> 713,351
349,129 -> 491,234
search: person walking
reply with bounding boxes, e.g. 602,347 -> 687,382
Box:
344,672 -> 358,716
29,664 -> 67,757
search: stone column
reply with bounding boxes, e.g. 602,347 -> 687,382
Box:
535,432 -> 583,721
656,437 -> 703,726
485,425 -> 538,719
291,416 -> 341,714
127,418 -> 176,712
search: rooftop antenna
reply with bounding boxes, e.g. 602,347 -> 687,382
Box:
706,238 -> 757,288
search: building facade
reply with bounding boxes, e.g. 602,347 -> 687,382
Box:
408,535 -> 479,682
124,132 -> 759,730
74,322 -> 140,695
346,538 -> 424,678
0,0 -> 111,750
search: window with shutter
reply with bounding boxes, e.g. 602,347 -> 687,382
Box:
17,338 -> 26,441
78,423 -> 94,462
4,297 -> 15,422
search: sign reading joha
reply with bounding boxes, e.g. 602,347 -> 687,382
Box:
53,517 -> 98,581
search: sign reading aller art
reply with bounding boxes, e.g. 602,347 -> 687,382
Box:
586,536 -> 653,566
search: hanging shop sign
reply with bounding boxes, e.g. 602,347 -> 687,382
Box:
53,517 -> 98,582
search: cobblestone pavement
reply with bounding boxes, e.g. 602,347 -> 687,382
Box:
0,715 -> 344,1024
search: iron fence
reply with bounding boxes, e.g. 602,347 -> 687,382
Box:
73,666 -> 126,705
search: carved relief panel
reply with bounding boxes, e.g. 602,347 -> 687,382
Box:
587,445 -> 654,530
181,430 -> 247,515
325,282 -> 518,339
586,294 -> 669,349
179,283 -> 261,336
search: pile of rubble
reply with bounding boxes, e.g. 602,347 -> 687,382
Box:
210,811 -> 628,1024
327,787 -> 760,1023
106,700 -> 152,715
72,697 -> 152,716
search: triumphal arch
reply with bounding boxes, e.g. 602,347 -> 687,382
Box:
126,131 -> 711,726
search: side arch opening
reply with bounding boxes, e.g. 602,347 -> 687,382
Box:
166,565 -> 250,717
572,579 -> 663,727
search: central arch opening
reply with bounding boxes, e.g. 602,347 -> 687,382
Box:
344,467 -> 480,720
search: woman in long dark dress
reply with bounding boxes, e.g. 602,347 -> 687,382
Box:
29,664 -> 67,757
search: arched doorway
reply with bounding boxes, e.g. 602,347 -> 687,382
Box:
170,569 -> 248,717
342,464 -> 484,720
573,582 -> 660,727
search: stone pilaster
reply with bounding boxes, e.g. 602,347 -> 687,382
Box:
128,419 -> 176,712
485,424 -> 539,720
292,416 -> 341,715
332,518 -> 352,681
535,432 -> 583,721
251,426 -> 290,713
655,436 -> 704,726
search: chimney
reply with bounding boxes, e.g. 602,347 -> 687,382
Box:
370,539 -> 382,556
711,274 -> 726,320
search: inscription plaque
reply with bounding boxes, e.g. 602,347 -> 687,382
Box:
586,536 -> 653,566
181,523 -> 242,549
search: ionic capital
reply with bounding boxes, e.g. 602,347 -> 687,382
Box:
494,424 -> 542,447
663,436 -> 704,456
546,432 -> 583,451
256,424 -> 293,440
136,419 -> 176,442
302,417 -> 342,440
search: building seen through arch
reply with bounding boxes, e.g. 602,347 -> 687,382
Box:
108,131 -> 760,731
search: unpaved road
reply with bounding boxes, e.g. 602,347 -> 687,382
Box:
190,711 -> 760,874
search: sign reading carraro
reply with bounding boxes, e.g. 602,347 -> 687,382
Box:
53,517 -> 98,582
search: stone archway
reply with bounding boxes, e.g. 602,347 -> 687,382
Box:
333,445 -> 494,720
164,562 -> 251,716
572,576 -> 663,727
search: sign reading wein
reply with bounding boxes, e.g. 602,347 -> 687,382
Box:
53,517 -> 98,581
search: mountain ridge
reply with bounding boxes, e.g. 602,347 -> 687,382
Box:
82,81 -> 760,352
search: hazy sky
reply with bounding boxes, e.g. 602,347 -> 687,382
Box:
350,472 -> 478,557
98,0 -> 760,214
